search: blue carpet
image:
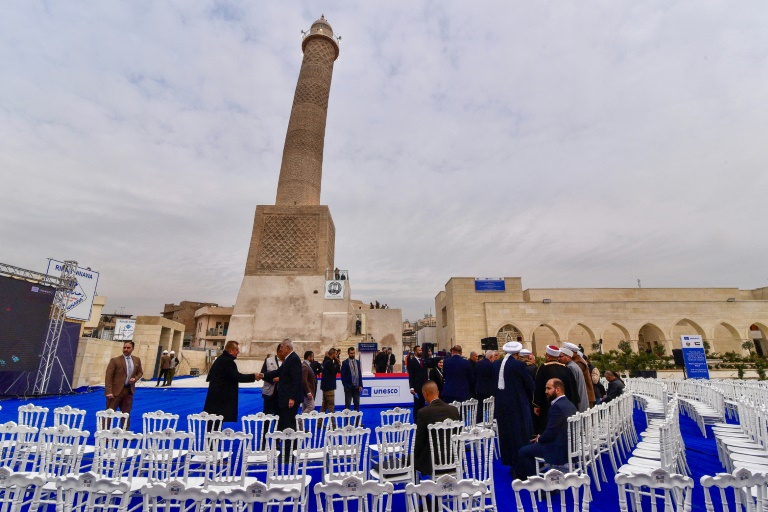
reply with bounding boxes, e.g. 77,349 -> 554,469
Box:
0,388 -> 736,511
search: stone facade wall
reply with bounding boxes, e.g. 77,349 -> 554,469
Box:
437,277 -> 768,357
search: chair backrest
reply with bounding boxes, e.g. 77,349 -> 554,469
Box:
140,480 -> 219,512
56,472 -> 132,512
93,428 -> 143,481
0,422 -> 38,472
328,409 -> 363,430
17,404 -> 48,444
295,411 -> 330,454
405,475 -> 488,512
0,467 -> 46,512
204,429 -> 249,488
53,406 -> 87,430
427,419 -> 464,477
615,468 -> 693,512
242,413 -> 278,457
458,399 -> 478,430
315,476 -> 394,512
512,469 -> 591,512
224,481 -> 301,512
453,427 -> 495,485
142,429 -> 194,484
481,397 -> 495,428
266,429 -> 310,487
381,407 -> 411,426
374,422 -> 416,483
324,426 -> 370,482
700,468 -> 768,512
96,409 -> 130,431
37,425 -> 90,477
142,411 -> 179,434
186,412 -> 222,453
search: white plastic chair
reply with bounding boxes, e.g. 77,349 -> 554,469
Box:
700,468 -> 768,512
92,428 -> 144,490
53,406 -> 87,430
295,411 -> 330,468
405,474 -> 488,512
369,422 -> 416,494
315,476 -> 394,512
16,404 -> 48,459
142,411 -> 179,434
380,408 -> 411,426
140,480 -> 219,512
0,422 -> 38,472
141,429 -> 195,485
454,427 -> 496,510
30,425 -> 91,508
266,429 -> 312,510
204,429 -> 251,490
241,413 -> 278,475
453,399 -> 478,431
425,419 -> 464,479
187,412 -> 223,475
96,409 -> 130,431
0,467 -> 45,512
512,469 -> 591,512
615,468 -> 693,512
221,480 -> 301,512
323,426 -> 370,483
56,472 -> 132,512
328,409 -> 363,430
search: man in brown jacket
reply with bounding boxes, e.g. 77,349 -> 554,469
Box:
156,350 -> 170,386
301,351 -> 318,412
105,341 -> 144,429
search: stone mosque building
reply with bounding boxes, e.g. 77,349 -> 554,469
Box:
436,277 -> 768,357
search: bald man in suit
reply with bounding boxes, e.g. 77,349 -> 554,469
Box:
104,341 -> 143,429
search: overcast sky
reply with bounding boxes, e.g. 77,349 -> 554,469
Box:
2,2 -> 767,322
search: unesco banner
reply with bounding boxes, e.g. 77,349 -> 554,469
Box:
46,260 -> 100,321
680,335 -> 710,380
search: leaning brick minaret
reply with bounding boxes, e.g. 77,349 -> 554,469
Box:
275,15 -> 339,206
227,17 -> 352,364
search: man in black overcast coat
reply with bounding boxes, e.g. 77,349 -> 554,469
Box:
203,340 -> 257,426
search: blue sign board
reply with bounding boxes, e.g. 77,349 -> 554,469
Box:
680,335 -> 710,379
358,342 -> 378,353
474,278 -> 505,292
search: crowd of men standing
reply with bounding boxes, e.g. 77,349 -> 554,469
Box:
407,341 -> 624,480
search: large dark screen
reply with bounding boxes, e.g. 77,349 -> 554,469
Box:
0,275 -> 55,372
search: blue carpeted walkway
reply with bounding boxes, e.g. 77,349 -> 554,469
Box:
0,387 -> 734,511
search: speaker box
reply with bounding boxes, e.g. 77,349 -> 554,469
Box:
480,337 -> 498,350
672,348 -> 685,367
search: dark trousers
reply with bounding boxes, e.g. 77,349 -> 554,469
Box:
156,369 -> 168,385
263,393 -> 278,415
278,403 -> 300,462
344,387 -> 360,411
105,386 -> 133,430
518,441 -> 546,477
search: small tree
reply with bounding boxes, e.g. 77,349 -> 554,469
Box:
757,359 -> 767,381
737,364 -> 745,379
652,344 -> 666,358
702,340 -> 711,355
742,340 -> 755,356
591,342 -> 601,353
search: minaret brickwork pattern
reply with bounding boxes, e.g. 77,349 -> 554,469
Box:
275,16 -> 340,206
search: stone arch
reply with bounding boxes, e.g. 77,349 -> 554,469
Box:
598,323 -> 631,353
530,324 -> 560,357
495,323 -> 524,344
712,321 -> 741,355
749,322 -> 768,357
670,318 -> 706,343
565,323 -> 596,353
638,323 -> 668,354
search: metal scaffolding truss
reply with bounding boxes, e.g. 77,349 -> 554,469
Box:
0,260 -> 78,395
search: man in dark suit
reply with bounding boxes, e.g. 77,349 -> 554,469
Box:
104,340 -> 144,430
474,350 -> 497,424
203,340 -> 257,428
262,339 -> 303,432
340,346 -> 364,411
441,345 -> 474,404
518,378 -> 578,477
320,348 -> 340,414
414,380 -> 461,477
408,346 -> 430,416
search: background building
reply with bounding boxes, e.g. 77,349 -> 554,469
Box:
436,277 -> 768,357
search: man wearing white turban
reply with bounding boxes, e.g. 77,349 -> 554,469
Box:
559,346 -> 589,412
493,341 -> 535,478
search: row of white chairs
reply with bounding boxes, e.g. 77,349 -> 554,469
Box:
673,380 -> 726,437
